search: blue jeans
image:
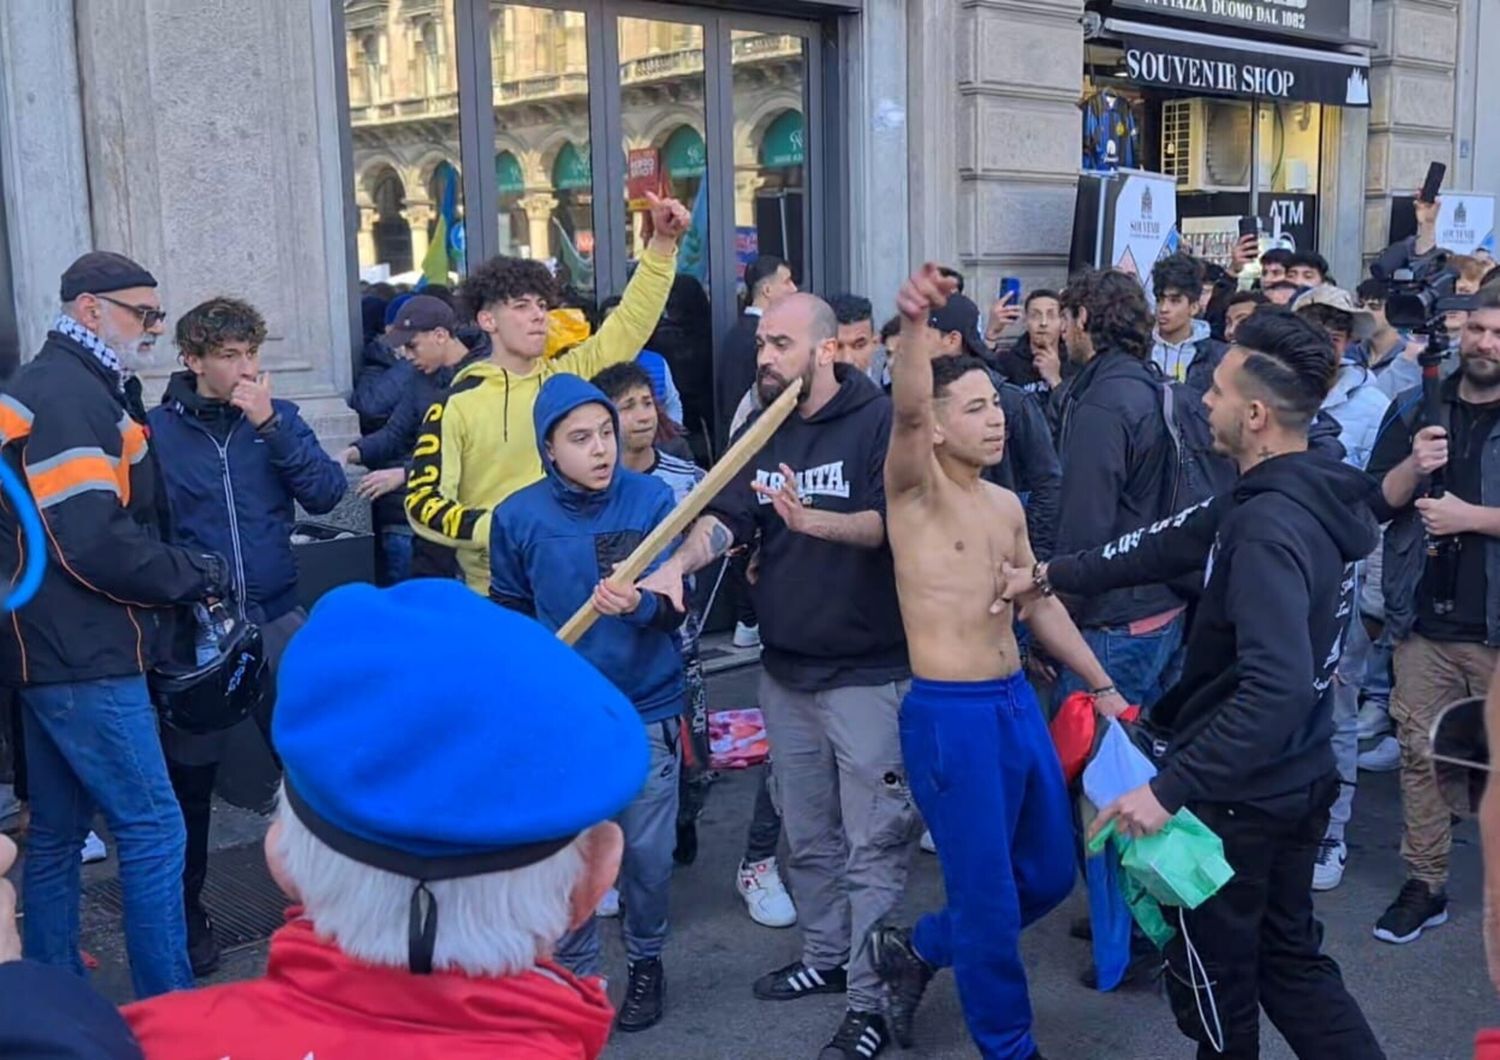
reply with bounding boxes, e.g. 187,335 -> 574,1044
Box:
556,720 -> 679,973
20,675 -> 191,999
1056,614 -> 1185,714
904,674 -> 1075,1060
378,527 -> 413,586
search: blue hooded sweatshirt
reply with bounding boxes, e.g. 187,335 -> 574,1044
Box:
488,373 -> 685,723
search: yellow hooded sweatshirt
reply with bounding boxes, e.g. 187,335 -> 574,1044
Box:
406,246 -> 677,592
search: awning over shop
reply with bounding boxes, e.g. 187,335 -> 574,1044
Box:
553,142 -> 591,191
1105,18 -> 1370,108
760,110 -> 805,169
496,151 -> 524,197
663,125 -> 706,180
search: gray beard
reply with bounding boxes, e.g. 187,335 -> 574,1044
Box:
103,330 -> 155,374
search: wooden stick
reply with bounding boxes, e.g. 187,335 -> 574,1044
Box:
557,377 -> 803,646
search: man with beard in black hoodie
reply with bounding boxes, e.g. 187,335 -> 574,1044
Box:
641,292 -> 911,1060
1002,309 -> 1385,1059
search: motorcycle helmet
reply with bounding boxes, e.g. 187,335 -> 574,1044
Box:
149,606 -> 267,735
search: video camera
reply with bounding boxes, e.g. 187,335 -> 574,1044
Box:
1383,250 -> 1476,617
1383,252 -> 1475,333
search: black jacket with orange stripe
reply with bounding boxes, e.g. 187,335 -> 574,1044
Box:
0,331 -> 225,685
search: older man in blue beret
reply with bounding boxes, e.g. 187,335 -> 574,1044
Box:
119,579 -> 650,1059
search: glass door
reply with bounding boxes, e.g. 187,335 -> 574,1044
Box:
613,12 -> 715,456
436,0 -> 824,456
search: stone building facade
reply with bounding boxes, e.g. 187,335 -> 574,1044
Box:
0,0 -> 1493,448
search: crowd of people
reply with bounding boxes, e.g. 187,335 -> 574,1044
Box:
0,182 -> 1498,1060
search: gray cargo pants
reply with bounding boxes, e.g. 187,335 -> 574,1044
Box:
759,672 -> 918,1012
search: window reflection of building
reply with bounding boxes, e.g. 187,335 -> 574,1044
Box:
344,2 -> 807,290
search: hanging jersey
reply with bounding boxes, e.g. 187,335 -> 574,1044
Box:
1083,91 -> 1139,173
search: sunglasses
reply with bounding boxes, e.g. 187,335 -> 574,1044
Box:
97,294 -> 168,329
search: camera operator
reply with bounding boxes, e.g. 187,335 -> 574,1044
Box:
1366,285 -> 1500,945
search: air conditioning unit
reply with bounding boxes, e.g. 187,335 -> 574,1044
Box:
1160,98 -> 1253,192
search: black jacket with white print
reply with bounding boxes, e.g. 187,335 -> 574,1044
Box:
1046,451 -> 1380,812
709,364 -> 908,692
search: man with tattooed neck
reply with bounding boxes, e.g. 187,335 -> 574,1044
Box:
1003,309 -> 1385,1059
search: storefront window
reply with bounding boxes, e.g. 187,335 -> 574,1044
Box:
345,0 -> 466,287
1261,102 -> 1321,195
619,15 -> 709,284
732,30 -> 809,288
490,4 -> 594,302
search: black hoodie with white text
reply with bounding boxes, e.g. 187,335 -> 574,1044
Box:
709,364 -> 908,692
1046,451 -> 1379,811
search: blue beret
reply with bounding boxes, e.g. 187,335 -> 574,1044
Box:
273,580 -> 649,875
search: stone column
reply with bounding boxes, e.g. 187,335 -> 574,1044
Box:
73,0 -> 355,443
404,202 -> 434,269
953,0 -> 1084,300
735,171 -> 764,228
846,0 -> 910,321
520,192 -> 559,261
0,3 -> 91,356
356,200 -> 379,274
1364,0 -> 1461,264
1323,0 -> 1373,286
906,0 -> 960,272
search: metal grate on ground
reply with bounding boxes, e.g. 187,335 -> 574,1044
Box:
84,840 -> 286,953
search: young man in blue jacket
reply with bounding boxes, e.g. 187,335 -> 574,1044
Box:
488,372 -> 685,1033
147,296 -> 346,975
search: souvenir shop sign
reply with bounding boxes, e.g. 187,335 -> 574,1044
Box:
1121,28 -> 1370,107
1111,0 -> 1350,44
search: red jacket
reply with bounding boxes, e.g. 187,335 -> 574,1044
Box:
122,918 -> 614,1059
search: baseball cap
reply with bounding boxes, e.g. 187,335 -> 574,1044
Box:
385,294 -> 457,348
928,293 -> 988,358
1292,284 -> 1376,341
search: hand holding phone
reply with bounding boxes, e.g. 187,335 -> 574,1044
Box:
1419,161 -> 1447,205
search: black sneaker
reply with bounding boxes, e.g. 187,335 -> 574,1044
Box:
869,926 -> 933,1048
1079,931 -> 1161,990
187,906 -> 221,978
752,960 -> 848,1002
818,1010 -> 889,1060
615,957 -> 665,1032
1373,879 -> 1448,944
673,819 -> 698,866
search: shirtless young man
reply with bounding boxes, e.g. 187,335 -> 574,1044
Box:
869,265 -> 1127,1060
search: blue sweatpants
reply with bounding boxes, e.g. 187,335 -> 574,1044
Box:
901,673 -> 1075,1060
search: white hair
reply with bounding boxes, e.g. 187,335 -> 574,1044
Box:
273,788 -> 585,976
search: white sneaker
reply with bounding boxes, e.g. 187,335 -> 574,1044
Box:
80,830 -> 107,864
1313,836 -> 1347,891
1357,701 -> 1392,741
1359,735 -> 1400,773
732,622 -> 762,649
596,886 -> 620,918
737,857 -> 796,928
919,830 -> 936,854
